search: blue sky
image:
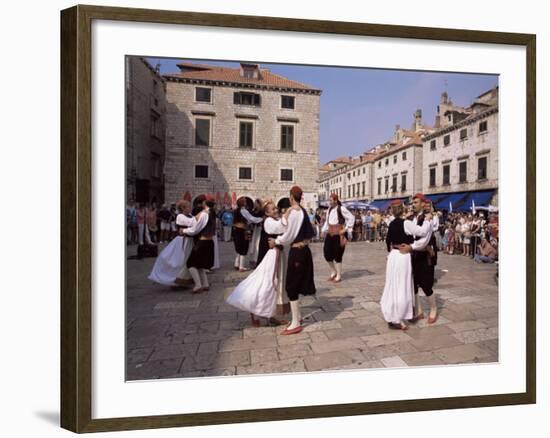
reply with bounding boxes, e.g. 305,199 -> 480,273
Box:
147,57 -> 498,164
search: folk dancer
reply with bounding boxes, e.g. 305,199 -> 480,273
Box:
400,193 -> 439,324
380,200 -> 432,330
181,195 -> 217,294
148,199 -> 196,287
273,197 -> 292,316
247,198 -> 264,268
232,197 -> 263,272
321,193 -> 354,283
226,200 -> 288,327
268,186 -> 316,335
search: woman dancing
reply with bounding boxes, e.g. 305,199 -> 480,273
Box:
380,200 -> 431,330
226,200 -> 289,327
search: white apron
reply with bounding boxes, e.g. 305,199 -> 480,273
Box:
380,249 -> 415,323
148,236 -> 192,286
226,248 -> 281,318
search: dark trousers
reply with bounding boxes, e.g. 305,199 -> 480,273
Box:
412,251 -> 434,296
286,246 -> 316,301
323,234 -> 345,263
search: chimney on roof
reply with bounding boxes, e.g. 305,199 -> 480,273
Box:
240,63 -> 260,79
441,91 -> 448,104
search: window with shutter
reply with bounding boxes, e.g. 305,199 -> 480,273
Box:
239,167 -> 252,180
281,125 -> 294,151
429,168 -> 436,187
280,168 -> 293,181
195,165 -> 209,178
195,87 -> 211,103
459,161 -> 467,183
233,92 -> 261,106
239,122 -> 253,148
478,157 -> 488,180
195,119 -> 210,146
443,165 -> 450,185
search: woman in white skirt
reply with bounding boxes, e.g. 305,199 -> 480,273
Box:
226,201 -> 288,326
148,200 -> 195,287
380,201 -> 432,330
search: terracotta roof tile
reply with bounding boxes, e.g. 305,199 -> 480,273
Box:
164,62 -> 321,93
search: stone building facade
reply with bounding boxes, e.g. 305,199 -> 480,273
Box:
422,87 -> 499,201
318,87 -> 498,211
162,62 -> 321,208
318,109 -> 432,204
372,117 -> 432,201
125,57 -> 166,204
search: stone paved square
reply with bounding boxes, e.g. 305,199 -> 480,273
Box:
126,239 -> 498,380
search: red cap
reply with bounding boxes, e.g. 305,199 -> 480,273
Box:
413,193 -> 428,202
205,193 -> 215,202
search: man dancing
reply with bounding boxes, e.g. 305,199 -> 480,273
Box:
400,193 -> 438,324
232,197 -> 263,272
321,193 -> 354,283
247,198 -> 264,268
181,194 -> 217,294
268,186 -> 316,335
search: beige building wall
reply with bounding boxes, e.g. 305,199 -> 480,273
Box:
422,109 -> 498,195
372,144 -> 422,200
126,57 -> 166,204
164,81 -> 320,207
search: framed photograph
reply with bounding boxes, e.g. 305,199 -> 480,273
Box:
60,4 -> 536,433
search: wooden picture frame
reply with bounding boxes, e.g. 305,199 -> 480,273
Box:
60,4 -> 536,433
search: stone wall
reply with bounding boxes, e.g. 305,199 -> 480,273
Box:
422,110 -> 498,194
372,144 -> 422,200
126,57 -> 166,204
164,81 -> 320,207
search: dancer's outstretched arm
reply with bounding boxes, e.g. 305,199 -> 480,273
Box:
241,208 -> 263,224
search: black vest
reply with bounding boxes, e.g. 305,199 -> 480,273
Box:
233,208 -> 246,225
197,210 -> 216,238
387,218 -> 414,246
414,215 -> 425,241
257,222 -> 282,265
293,207 -> 315,244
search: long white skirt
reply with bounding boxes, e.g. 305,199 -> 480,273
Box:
211,233 -> 220,269
247,226 -> 262,264
148,236 -> 190,286
226,248 -> 279,318
380,249 -> 414,323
